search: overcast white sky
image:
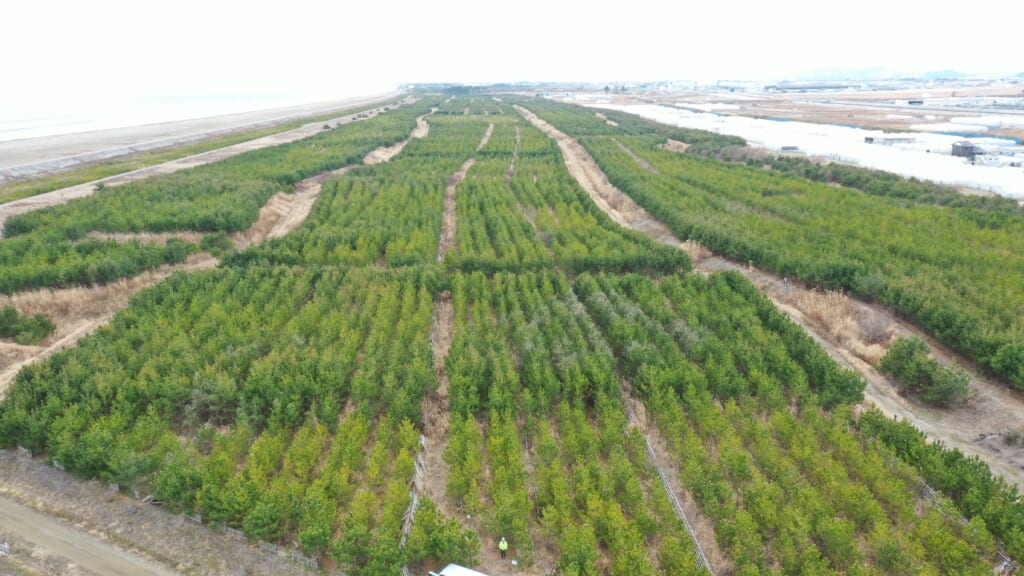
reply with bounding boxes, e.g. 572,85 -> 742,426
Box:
3,0 -> 1022,111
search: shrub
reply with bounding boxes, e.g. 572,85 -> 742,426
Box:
878,337 -> 968,405
0,306 -> 56,345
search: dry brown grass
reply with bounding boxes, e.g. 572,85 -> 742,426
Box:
788,288 -> 893,366
0,254 -> 216,344
681,240 -> 713,263
86,231 -> 206,245
660,139 -> 691,153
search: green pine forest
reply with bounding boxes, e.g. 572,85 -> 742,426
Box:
2,95 -> 1024,575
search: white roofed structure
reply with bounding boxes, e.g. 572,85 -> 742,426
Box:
429,564 -> 492,576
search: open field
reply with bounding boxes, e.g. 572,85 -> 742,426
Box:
3,94 -> 1024,575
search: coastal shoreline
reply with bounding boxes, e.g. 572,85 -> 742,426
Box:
0,91 -> 402,183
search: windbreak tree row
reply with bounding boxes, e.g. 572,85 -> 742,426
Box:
445,270 -> 707,575
0,98 -> 440,294
755,154 -> 1024,215
450,116 -> 690,275
237,115 -> 491,268
0,265 -> 453,575
574,272 -> 1004,574
521,98 -> 1024,390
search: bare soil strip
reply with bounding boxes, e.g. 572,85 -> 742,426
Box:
437,159 -> 474,263
400,123 -> 481,556
364,113 -> 431,165
85,231 -> 206,245
518,105 -> 1024,491
421,294 -> 555,574
0,493 -> 177,576
622,383 -> 728,574
706,259 -> 1024,490
420,126 -> 496,523
436,125 -> 488,263
422,293 -> 455,517
0,451 -> 316,576
0,254 -> 218,395
614,139 -> 659,174
594,112 -> 619,127
515,105 -> 704,260
0,100 -> 411,238
661,139 -> 691,153
507,124 -> 521,184
233,165 -> 355,250
478,123 -> 494,152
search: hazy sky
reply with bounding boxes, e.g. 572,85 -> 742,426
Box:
4,0 -> 1022,108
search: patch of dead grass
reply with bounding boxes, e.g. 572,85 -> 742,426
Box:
788,288 -> 893,365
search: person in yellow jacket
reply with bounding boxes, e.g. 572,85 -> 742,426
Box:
498,536 -> 509,559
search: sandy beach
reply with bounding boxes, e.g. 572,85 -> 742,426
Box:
0,91 -> 402,183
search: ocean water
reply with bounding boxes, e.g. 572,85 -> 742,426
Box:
0,93 -> 332,143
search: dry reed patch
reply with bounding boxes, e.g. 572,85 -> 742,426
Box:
682,240 -> 713,263
660,139 -> 691,153
787,288 -> 892,365
86,231 -> 206,245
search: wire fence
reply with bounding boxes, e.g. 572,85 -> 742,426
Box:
914,479 -> 1018,574
623,399 -> 712,574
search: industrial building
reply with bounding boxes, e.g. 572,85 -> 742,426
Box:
952,140 -> 983,160
865,136 -> 916,146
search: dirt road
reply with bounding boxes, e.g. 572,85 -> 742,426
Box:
0,493 -> 178,576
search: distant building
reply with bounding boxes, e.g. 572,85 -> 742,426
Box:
908,99 -> 924,105
865,136 -> 916,146
429,565 -> 492,576
952,140 -> 982,160
779,145 -> 800,153
975,154 -> 1022,168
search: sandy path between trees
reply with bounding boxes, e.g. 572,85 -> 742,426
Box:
423,293 -> 455,517
518,104 -> 1024,492
363,110 -> 433,165
0,254 -> 219,395
419,121 -> 561,575
623,383 -> 728,574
